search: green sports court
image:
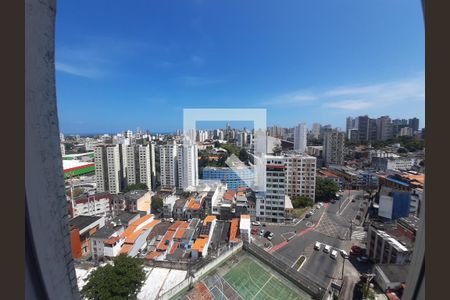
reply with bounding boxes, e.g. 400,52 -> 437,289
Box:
178,254 -> 312,300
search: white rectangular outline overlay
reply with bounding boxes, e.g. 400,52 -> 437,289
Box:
183,108 -> 267,192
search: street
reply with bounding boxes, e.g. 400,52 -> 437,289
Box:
250,190 -> 365,291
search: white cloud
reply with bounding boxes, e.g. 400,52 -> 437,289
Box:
262,91 -> 317,106
262,76 -> 424,112
55,62 -> 104,79
323,100 -> 374,110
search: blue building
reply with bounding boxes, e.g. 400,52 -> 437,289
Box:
202,167 -> 255,191
378,187 -> 411,220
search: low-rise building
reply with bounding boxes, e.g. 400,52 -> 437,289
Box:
372,157 -> 416,172
367,222 -> 413,265
68,192 -> 112,218
112,190 -> 152,214
373,264 -> 410,292
69,215 -> 106,260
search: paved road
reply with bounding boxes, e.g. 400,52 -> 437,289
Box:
251,190 -> 364,290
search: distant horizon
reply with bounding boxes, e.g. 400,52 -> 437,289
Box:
61,113 -> 423,136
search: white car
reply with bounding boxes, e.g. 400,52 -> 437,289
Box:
252,221 -> 261,226
314,242 -> 321,250
340,250 -> 349,259
330,250 -> 338,259
259,229 -> 265,236
324,245 -> 331,253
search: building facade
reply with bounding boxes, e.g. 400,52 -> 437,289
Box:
284,153 -> 316,200
159,141 -> 178,189
95,145 -> 122,194
294,123 -> 307,153
203,166 -> 255,190
177,143 -> 199,190
323,130 -> 345,166
256,156 -> 286,223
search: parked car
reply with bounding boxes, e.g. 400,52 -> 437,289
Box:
340,250 -> 349,259
324,245 -> 331,253
331,199 -> 336,204
330,250 -> 338,259
269,232 -> 274,237
267,235 -> 273,241
314,242 -> 321,250
264,231 -> 271,238
357,256 -> 369,263
251,228 -> 258,235
259,229 -> 266,236
252,221 -> 261,226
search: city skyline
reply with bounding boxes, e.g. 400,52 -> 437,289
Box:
56,0 -> 424,134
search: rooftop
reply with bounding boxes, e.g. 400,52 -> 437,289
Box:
91,224 -> 123,239
68,215 -> 101,231
376,264 -> 410,283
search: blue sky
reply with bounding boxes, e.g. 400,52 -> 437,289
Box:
55,0 -> 424,134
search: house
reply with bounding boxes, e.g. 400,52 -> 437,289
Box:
69,215 -> 105,260
373,264 -> 410,292
112,190 -> 152,214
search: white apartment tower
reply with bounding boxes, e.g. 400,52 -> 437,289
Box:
284,153 -> 316,200
257,156 -> 286,223
177,143 -> 199,190
159,141 -> 178,189
323,130 -> 345,166
312,123 -> 321,139
122,144 -> 152,190
94,145 -> 122,194
294,123 -> 307,153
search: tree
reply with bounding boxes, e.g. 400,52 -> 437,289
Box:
66,187 -> 84,198
151,196 -> 163,211
315,177 -> 339,202
238,148 -> 250,163
419,160 -> 425,167
122,183 -> 149,193
291,196 -> 314,208
81,254 -> 146,300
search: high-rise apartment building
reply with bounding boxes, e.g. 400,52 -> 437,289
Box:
323,130 -> 345,166
177,143 -> 199,190
95,145 -> 122,194
376,116 -> 393,141
408,118 -> 419,132
122,145 -> 152,190
159,141 -> 178,189
257,156 -> 286,223
284,153 -> 316,200
312,123 -> 321,139
346,117 -> 354,138
357,115 -> 369,141
294,123 -> 307,153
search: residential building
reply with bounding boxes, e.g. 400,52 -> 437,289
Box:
123,144 -> 153,190
69,215 -> 106,260
408,118 -> 419,132
357,115 -> 370,141
376,116 -> 394,141
159,141 -> 178,189
294,123 -> 307,153
399,127 -> 414,136
256,155 -> 286,223
312,123 -> 321,139
323,130 -> 345,166
367,223 -> 412,265
177,143 -> 199,190
68,192 -> 112,218
373,264 -> 410,292
60,143 -> 65,156
112,190 -> 152,214
284,153 -> 316,200
345,117 -> 354,138
372,157 -> 416,171
95,145 -> 122,194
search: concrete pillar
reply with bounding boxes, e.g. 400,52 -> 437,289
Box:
26,0 -> 80,298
